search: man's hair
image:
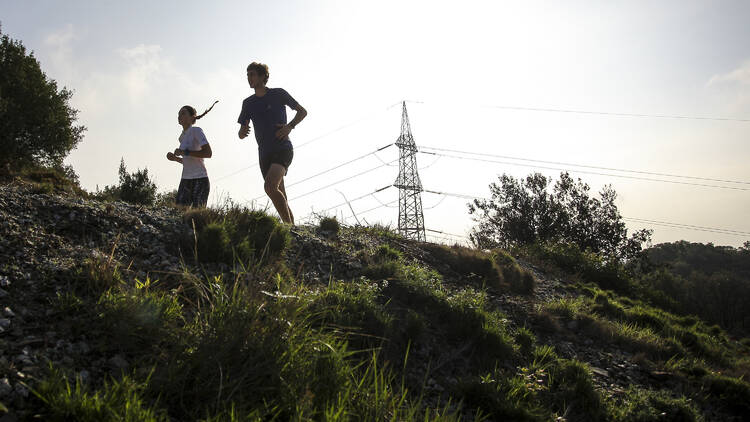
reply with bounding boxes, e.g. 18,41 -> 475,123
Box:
247,62 -> 270,84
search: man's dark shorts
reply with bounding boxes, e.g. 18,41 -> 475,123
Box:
260,148 -> 294,179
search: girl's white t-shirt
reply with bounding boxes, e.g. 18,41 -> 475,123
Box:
179,126 -> 209,179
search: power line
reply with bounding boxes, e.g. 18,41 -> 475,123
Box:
418,145 -> 750,186
421,188 -> 748,238
358,198 -> 400,216
214,101 -> 401,183
624,217 -> 750,237
288,159 -> 398,202
423,189 -> 483,200
425,228 -> 467,239
406,100 -> 750,123
318,185 -> 393,215
248,144 -> 394,202
419,150 -> 750,192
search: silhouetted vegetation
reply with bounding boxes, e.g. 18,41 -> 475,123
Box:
635,241 -> 750,334
469,172 -> 651,261
95,159 -> 157,206
0,27 -> 85,170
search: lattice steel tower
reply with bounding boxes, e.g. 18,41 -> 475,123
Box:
393,101 -> 426,241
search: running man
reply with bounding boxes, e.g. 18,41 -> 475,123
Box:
238,61 -> 307,225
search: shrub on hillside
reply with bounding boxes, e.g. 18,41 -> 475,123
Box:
318,216 -> 341,235
524,241 -> 631,292
186,206 -> 290,265
96,158 -> 157,206
12,164 -> 86,196
424,243 -> 502,288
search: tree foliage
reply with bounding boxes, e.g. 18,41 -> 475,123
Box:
0,26 -> 85,169
468,172 -> 651,261
97,159 -> 157,206
636,241 -> 750,333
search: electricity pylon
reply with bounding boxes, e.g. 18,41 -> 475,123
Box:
393,101 -> 426,242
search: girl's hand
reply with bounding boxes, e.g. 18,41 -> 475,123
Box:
167,152 -> 176,161
174,148 -> 184,157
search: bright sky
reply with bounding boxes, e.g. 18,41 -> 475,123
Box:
3,0 -> 749,247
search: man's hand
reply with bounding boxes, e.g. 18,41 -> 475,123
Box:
166,152 -> 177,161
174,148 -> 184,157
238,120 -> 251,139
275,123 -> 292,140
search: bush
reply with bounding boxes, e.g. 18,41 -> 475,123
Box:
524,241 -> 632,292
96,159 -> 157,206
318,216 -> 341,235
0,28 -> 85,170
424,243 -> 502,288
188,207 -> 291,265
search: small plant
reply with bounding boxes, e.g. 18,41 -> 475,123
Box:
548,359 -> 606,420
318,216 -> 341,235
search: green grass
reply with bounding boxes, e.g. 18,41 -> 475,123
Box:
32,368 -> 166,422
612,387 -> 702,422
24,197 -> 750,421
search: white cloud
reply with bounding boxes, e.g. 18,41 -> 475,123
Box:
707,59 -> 750,112
43,24 -> 77,82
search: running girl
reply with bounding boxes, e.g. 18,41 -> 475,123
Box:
166,101 -> 217,207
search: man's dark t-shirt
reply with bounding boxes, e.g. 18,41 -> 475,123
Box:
237,88 -> 299,157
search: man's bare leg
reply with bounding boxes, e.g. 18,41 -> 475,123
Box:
264,164 -> 293,224
278,179 -> 294,225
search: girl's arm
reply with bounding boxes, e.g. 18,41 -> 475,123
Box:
175,143 -> 212,159
166,152 -> 183,163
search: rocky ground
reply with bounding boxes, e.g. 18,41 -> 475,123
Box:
0,181 -> 733,420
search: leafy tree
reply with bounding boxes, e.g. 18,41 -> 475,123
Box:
468,172 -> 651,261
0,26 -> 85,169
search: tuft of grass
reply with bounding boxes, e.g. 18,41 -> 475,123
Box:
424,243 -> 503,288
515,327 -> 536,356
187,206 -> 291,266
457,369 -> 548,421
702,373 -> 750,414
307,280 -> 392,350
32,366 -> 166,422
502,261 -> 536,295
96,282 -> 184,357
612,387 -> 701,422
548,359 -> 607,420
318,215 -> 341,235
362,244 -> 405,280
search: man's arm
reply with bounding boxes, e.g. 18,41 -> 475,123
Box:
275,103 -> 307,139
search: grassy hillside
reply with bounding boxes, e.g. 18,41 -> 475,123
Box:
0,181 -> 749,421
